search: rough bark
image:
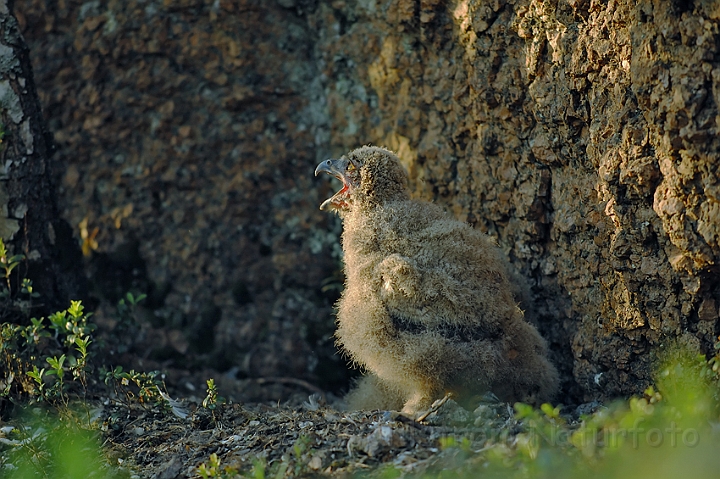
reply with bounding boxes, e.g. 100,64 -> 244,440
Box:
0,0 -> 84,314
14,0 -> 720,401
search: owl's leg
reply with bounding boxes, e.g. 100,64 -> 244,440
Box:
401,389 -> 435,416
345,374 -> 405,411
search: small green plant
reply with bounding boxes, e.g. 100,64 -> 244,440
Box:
48,300 -> 96,347
18,277 -> 41,315
102,366 -> 165,406
20,316 -> 50,345
0,240 -> 101,406
291,434 -> 314,476
293,434 -> 311,459
0,239 -> 38,319
197,452 -> 240,479
1,297 -> 95,403
44,354 -> 67,403
116,291 -> 147,322
112,291 -> 147,354
26,365 -> 46,397
202,378 -> 226,411
73,336 -> 92,384
438,435 -> 473,453
0,238 -> 24,291
1,408 -> 125,479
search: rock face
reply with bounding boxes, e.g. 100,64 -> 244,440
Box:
16,0 -> 720,401
15,0 -> 346,389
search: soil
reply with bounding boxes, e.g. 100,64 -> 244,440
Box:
97,389 -> 551,478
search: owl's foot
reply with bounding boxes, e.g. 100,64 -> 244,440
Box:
401,390 -> 441,418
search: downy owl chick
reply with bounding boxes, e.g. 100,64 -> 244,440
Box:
315,146 -> 558,415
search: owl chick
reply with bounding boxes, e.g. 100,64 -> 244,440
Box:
315,146 -> 558,415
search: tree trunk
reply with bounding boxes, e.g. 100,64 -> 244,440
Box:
0,0 -> 84,314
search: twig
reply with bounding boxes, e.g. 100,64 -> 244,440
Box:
415,392 -> 453,423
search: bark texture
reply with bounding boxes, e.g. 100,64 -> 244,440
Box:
15,0 -> 720,401
0,0 -> 84,313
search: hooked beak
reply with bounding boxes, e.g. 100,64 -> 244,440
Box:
315,158 -> 348,178
315,157 -> 351,211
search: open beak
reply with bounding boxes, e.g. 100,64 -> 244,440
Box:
315,158 -> 348,178
315,157 -> 351,211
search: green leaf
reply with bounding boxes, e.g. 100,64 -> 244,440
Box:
49,311 -> 67,329
46,354 -> 66,371
541,403 -> 561,419
7,254 -> 24,264
28,366 -> 45,385
67,300 -> 84,319
514,402 -> 536,419
128,292 -> 147,305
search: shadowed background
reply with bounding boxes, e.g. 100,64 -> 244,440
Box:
15,0 -> 720,403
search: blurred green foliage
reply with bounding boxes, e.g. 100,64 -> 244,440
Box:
0,408 -> 127,479
422,341 -> 720,479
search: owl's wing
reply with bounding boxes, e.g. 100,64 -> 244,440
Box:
376,250 -> 503,341
376,252 -> 464,306
376,253 -> 421,298
376,253 -> 485,338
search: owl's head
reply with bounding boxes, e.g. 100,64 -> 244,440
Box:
315,146 -> 409,214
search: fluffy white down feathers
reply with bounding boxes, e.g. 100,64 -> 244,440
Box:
316,146 -> 558,415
